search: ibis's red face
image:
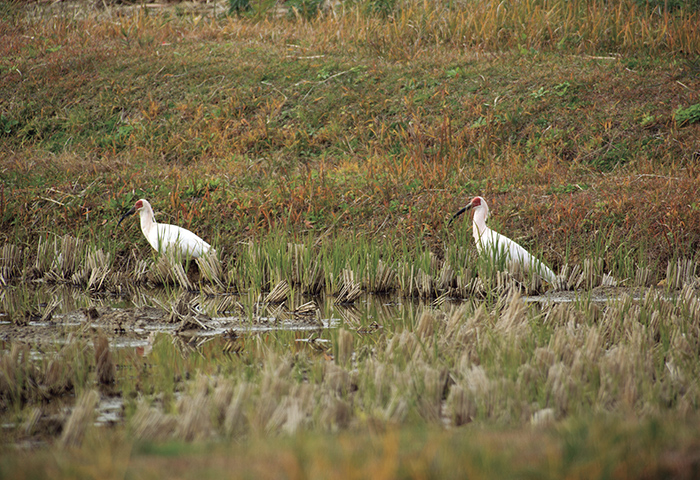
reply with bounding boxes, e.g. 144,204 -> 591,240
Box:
118,199 -> 144,227
449,196 -> 479,226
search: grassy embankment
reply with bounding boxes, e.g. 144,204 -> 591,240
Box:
1,0 -> 699,287
1,0 -> 700,477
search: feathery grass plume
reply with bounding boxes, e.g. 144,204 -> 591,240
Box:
130,400 -> 178,442
22,407 -> 43,437
175,375 -> 213,441
460,364 -> 492,420
383,392 -> 409,424
415,309 -> 438,340
494,291 -> 529,338
224,382 -> 251,438
384,330 -> 419,364
59,389 -> 99,448
336,328 -> 354,366
318,391 -> 352,432
212,381 -> 234,426
530,408 -> 556,427
266,384 -> 313,435
252,355 -> 293,433
324,361 -> 354,395
0,343 -> 31,406
416,365 -> 447,423
446,385 -> 476,426
267,396 -> 303,435
444,307 -> 487,366
0,243 -> 21,285
443,304 -> 470,340
41,352 -> 77,402
93,332 -> 115,386
545,362 -> 575,416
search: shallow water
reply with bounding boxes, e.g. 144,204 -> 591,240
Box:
0,285 -> 439,350
0,283 -> 661,353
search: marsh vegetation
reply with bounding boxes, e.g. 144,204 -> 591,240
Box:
1,0 -> 700,476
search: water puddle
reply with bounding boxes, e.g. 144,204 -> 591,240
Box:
0,285 -> 435,353
0,283 -> 666,356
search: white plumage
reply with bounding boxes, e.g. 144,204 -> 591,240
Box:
118,199 -> 212,259
450,196 -> 557,284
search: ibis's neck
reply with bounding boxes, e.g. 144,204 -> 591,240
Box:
139,207 -> 156,237
472,207 -> 488,240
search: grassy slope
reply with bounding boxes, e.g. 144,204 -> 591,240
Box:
1,1 -> 699,280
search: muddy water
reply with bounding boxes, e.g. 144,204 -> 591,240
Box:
0,284 -> 655,351
0,285 -> 433,350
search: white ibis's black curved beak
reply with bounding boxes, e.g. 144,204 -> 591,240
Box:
448,204 -> 472,227
117,206 -> 136,227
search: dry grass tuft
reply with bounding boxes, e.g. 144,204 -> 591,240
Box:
264,280 -> 290,304
93,331 -> 115,386
0,244 -> 21,285
336,328 -> 354,366
60,389 -> 99,448
130,401 -> 178,442
335,269 -> 362,305
224,382 -> 252,437
446,384 -> 476,426
415,309 -> 439,340
196,251 -> 224,289
176,376 -> 214,441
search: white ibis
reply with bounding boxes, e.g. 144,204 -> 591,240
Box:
117,199 -> 212,259
449,196 -> 557,285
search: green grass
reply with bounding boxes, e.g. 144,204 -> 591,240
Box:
1,0 -> 700,277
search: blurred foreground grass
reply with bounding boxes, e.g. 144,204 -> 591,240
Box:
3,416 -> 700,479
